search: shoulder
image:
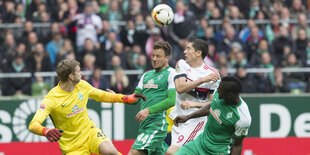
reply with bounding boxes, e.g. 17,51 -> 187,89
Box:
203,64 -> 218,74
77,80 -> 93,88
176,59 -> 190,69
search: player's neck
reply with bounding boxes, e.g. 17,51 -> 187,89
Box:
59,81 -> 75,92
189,59 -> 204,68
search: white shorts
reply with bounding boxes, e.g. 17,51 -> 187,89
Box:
171,117 -> 207,147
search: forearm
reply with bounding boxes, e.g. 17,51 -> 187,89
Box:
230,144 -> 243,155
191,101 -> 211,108
188,103 -> 211,119
100,91 -> 126,103
148,91 -> 176,113
176,79 -> 204,94
29,120 -> 45,136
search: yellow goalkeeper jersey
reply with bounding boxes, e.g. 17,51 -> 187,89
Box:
32,80 -> 108,152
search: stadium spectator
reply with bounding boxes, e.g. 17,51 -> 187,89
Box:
195,17 -> 209,39
31,76 -> 51,96
119,19 -> 139,48
3,1 -> 16,23
239,19 -> 263,42
230,51 -> 250,68
26,31 -> 39,53
102,31 -> 118,51
290,0 -> 307,19
272,25 -> 295,65
79,38 -> 100,65
0,32 -> 16,68
75,2 -> 102,52
82,53 -> 96,75
295,28 -> 308,59
250,39 -> 273,67
15,3 -> 26,22
26,43 -> 52,73
280,7 -> 291,27
245,26 -> 263,60
63,0 -> 82,49
88,67 -> 110,90
110,68 -> 130,94
263,66 -> 290,93
228,5 -> 244,20
104,0 -> 122,31
217,26 -> 244,55
291,13 -> 310,40
235,66 -> 258,93
282,52 -> 306,93
201,27 -> 218,46
2,55 -> 32,96
56,39 -> 75,65
145,27 -> 163,59
19,20 -> 34,44
265,14 -> 281,44
46,32 -> 64,69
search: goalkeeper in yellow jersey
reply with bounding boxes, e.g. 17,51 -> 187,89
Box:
28,60 -> 146,155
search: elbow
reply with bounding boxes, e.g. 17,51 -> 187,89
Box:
28,121 -> 35,133
175,87 -> 185,94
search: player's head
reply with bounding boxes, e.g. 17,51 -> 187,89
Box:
218,76 -> 242,104
151,41 -> 172,71
56,60 -> 81,85
184,38 -> 208,65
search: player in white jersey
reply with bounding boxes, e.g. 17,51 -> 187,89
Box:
166,38 -> 220,155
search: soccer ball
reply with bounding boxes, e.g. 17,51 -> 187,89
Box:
151,4 -> 174,26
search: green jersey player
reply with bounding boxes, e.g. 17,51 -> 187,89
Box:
174,76 -> 251,155
128,41 -> 176,155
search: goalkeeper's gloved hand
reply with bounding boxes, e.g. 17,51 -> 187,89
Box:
122,94 -> 147,103
42,127 -> 63,142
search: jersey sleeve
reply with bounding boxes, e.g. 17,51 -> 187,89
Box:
136,73 -> 145,91
174,59 -> 188,80
234,116 -> 251,138
29,97 -> 56,135
33,97 -> 56,123
168,69 -> 176,90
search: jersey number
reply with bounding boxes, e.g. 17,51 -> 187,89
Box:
137,133 -> 150,144
177,135 -> 184,143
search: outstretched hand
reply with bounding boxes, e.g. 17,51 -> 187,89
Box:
121,94 -> 146,103
174,115 -> 189,127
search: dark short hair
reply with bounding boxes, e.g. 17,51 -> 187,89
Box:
56,60 -> 80,82
221,76 -> 242,94
188,38 -> 208,59
153,41 -> 172,57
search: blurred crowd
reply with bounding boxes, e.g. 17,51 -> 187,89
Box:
0,0 -> 310,97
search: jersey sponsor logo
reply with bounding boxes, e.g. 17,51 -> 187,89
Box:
39,104 -> 46,111
78,93 -> 83,101
157,74 -> 163,80
226,112 -> 233,119
144,79 -> 158,88
210,108 -> 222,124
67,105 -> 85,117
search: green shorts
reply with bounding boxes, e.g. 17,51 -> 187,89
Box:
131,119 -> 168,155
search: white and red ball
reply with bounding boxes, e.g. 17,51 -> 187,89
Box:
151,4 -> 174,26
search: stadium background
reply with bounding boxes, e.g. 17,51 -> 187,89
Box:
1,0 -> 310,154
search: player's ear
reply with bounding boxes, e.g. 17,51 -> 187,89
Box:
68,73 -> 74,81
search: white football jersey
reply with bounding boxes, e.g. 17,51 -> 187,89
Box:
170,59 -> 220,119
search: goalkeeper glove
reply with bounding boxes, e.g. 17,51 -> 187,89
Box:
122,94 -> 146,103
42,127 -> 63,142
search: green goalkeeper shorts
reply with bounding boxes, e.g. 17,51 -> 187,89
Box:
131,119 -> 168,154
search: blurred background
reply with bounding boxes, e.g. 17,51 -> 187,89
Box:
0,0 -> 310,154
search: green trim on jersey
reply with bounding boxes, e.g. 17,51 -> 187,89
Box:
148,89 -> 176,114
